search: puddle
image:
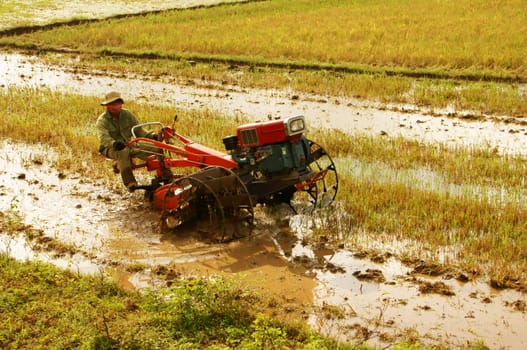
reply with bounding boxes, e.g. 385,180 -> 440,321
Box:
0,233 -> 102,275
311,266 -> 527,349
3,52 -> 527,155
0,140 -> 121,253
287,215 -> 527,349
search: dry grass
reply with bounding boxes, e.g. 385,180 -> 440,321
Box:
0,87 -> 243,179
2,0 -> 526,79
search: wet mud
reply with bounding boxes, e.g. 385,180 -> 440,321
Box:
2,53 -> 527,349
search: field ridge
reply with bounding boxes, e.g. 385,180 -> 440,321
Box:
3,42 -> 526,85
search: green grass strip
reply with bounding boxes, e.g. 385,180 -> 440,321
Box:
0,248 -> 349,349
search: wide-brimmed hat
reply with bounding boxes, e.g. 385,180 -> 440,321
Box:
101,91 -> 124,106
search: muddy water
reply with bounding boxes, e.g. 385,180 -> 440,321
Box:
300,235 -> 527,349
0,139 -> 316,305
313,258 -> 527,349
2,52 -> 527,348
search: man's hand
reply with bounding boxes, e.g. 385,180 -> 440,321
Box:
112,141 -> 126,151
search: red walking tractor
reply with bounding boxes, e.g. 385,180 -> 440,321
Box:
124,115 -> 338,241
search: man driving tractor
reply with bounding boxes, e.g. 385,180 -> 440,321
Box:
96,91 -> 159,192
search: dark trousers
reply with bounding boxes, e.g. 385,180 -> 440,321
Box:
104,143 -> 161,187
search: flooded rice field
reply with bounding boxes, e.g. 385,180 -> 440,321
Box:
3,52 -> 527,155
1,141 -> 527,349
1,52 -> 527,349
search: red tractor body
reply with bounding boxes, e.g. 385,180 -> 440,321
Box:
235,116 -> 304,148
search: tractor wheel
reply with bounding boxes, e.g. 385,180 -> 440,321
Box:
293,139 -> 339,212
162,166 -> 254,242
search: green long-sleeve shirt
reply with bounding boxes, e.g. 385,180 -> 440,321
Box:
96,108 -> 153,153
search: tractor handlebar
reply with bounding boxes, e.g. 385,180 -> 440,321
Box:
131,122 -> 164,139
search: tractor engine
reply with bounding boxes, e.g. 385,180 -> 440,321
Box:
222,115 -> 314,203
223,115 -> 310,173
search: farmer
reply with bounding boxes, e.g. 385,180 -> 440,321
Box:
96,91 -> 159,192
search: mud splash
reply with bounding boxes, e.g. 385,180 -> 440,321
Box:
3,52 -> 527,155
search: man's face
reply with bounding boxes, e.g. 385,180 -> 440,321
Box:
106,101 -> 123,115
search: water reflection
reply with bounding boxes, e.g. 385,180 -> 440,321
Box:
287,213 -> 527,349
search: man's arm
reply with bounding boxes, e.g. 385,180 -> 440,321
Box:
95,116 -> 116,152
